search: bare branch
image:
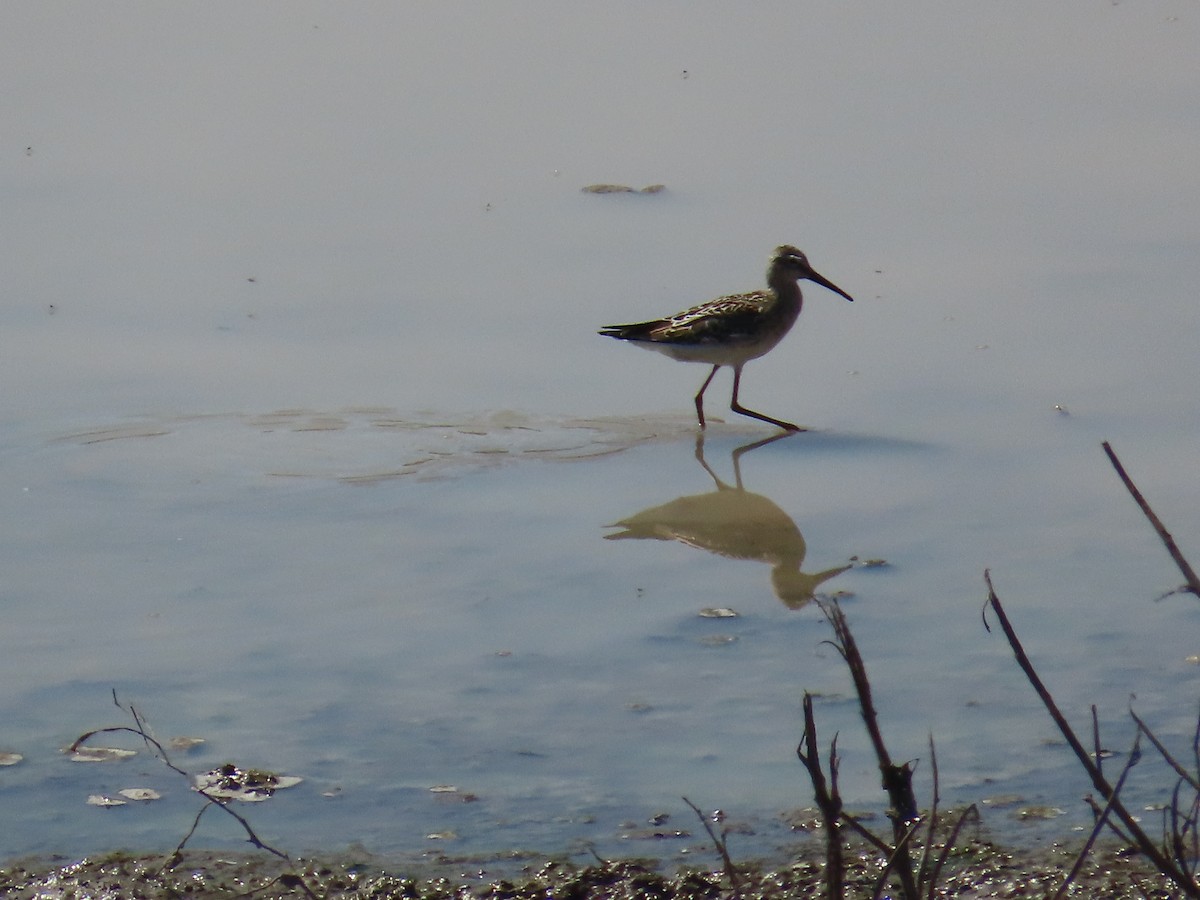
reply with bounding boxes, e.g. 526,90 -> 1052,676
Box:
816,596 -> 919,899
73,692 -> 291,862
1102,441 -> 1200,598
798,693 -> 844,900
984,572 -> 1199,897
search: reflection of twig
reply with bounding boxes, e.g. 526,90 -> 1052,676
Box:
868,820 -> 920,900
1168,777 -> 1200,886
1102,441 -> 1200,598
983,572 -> 1199,897
1082,793 -> 1133,845
263,873 -> 321,900
681,796 -> 740,893
1130,706 -> 1200,793
1054,734 -> 1141,899
915,735 -> 938,892
925,804 -> 979,900
168,804 -> 210,868
69,690 -> 290,864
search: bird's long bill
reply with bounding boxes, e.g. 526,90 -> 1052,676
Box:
808,270 -> 854,302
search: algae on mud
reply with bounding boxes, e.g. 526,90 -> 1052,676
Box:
0,839 -> 1181,900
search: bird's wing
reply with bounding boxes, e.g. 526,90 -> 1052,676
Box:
605,291 -> 770,345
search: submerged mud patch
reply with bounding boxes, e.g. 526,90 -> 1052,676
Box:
54,409 -> 710,484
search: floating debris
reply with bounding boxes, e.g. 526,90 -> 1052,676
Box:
425,830 -> 457,841
167,736 -> 206,753
981,794 -> 1024,809
1015,805 -> 1065,821
856,558 -> 890,569
193,764 -> 302,802
699,634 -> 738,647
698,607 -> 738,618
117,788 -> 162,802
0,753 -> 22,767
428,784 -> 480,803
70,747 -> 137,763
86,794 -> 127,807
620,826 -> 691,841
581,183 -> 665,194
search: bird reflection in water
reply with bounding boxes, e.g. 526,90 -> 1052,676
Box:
604,433 -> 852,609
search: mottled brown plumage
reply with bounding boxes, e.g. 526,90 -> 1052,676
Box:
600,246 -> 853,431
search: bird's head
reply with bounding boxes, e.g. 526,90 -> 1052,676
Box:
772,246 -> 854,302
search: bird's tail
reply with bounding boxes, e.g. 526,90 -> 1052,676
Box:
598,321 -> 662,340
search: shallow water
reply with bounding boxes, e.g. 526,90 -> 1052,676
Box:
2,1 -> 1199,868
3,411 -> 1198,864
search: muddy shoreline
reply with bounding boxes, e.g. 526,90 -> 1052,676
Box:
0,837 -> 1182,899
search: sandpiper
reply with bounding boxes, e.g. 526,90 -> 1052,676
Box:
599,246 -> 854,431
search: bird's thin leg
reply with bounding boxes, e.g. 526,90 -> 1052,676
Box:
729,364 -> 804,432
694,365 -> 720,429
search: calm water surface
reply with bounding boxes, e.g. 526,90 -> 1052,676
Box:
2,2 -> 1199,868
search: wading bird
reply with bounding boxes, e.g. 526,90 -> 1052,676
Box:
599,246 -> 853,431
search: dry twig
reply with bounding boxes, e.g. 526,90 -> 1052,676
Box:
797,692 -> 844,900
815,597 -> 920,899
1102,441 -> 1200,598
69,691 -> 290,864
983,572 -> 1199,897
